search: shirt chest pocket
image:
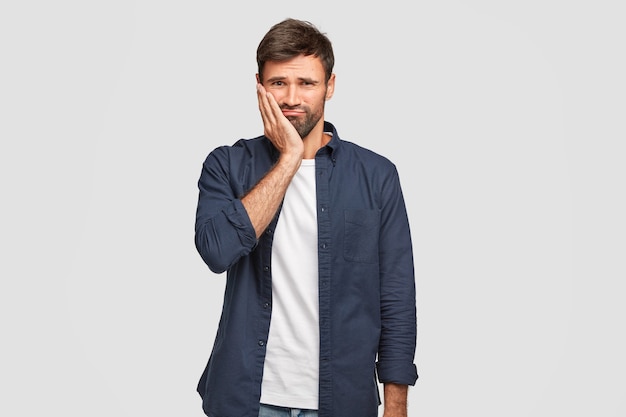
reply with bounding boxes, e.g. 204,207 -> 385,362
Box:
343,209 -> 380,263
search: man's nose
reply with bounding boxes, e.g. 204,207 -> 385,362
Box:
283,85 -> 301,106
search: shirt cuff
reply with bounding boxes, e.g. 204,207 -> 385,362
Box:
228,199 -> 257,249
376,361 -> 418,386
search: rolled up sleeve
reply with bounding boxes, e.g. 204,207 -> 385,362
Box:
194,148 -> 257,274
376,166 -> 418,386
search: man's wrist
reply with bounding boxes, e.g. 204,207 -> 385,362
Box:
383,383 -> 408,417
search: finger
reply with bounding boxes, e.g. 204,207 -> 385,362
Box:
257,84 -> 272,121
262,86 -> 284,125
257,85 -> 280,139
256,84 -> 272,127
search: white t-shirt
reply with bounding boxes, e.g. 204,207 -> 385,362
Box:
260,159 -> 319,409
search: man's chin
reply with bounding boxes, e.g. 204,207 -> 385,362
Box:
289,120 -> 308,139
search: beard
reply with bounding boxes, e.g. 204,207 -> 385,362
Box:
283,100 -> 325,139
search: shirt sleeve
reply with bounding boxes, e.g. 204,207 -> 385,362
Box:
375,165 -> 419,385
194,147 -> 258,274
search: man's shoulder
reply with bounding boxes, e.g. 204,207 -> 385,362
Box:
205,135 -> 269,158
337,138 -> 396,169
226,135 -> 268,151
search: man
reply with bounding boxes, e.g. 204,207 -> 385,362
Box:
194,18 -> 418,417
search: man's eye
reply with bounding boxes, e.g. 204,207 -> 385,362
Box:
272,81 -> 284,86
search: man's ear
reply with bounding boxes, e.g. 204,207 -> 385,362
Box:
256,74 -> 261,84
325,73 -> 336,100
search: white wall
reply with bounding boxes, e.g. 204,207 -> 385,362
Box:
1,1 -> 624,416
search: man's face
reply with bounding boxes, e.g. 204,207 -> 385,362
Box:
259,54 -> 335,139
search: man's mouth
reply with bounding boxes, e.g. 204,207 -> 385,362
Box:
281,106 -> 305,117
282,110 -> 304,117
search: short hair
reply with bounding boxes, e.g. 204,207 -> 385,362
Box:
256,18 -> 335,84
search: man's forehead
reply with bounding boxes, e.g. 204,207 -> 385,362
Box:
262,55 -> 324,74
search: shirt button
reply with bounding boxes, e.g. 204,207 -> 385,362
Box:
320,243 -> 327,249
263,266 -> 269,272
263,302 -> 270,309
258,340 -> 265,347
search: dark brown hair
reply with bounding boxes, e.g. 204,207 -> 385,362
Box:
256,18 -> 335,84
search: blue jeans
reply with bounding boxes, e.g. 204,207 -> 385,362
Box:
258,404 -> 318,417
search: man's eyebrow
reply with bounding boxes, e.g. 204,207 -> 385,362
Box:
266,76 -> 286,83
265,76 -> 319,84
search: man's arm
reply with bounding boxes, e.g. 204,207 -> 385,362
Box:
242,84 -> 303,238
383,383 -> 408,417
376,166 -> 418,411
194,84 -> 303,271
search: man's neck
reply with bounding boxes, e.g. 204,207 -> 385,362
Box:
301,120 -> 330,159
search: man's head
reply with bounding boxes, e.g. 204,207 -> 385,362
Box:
256,18 -> 334,85
256,19 -> 336,140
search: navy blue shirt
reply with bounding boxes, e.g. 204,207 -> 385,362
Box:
195,121 -> 417,417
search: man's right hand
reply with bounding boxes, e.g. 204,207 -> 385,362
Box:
256,83 -> 303,161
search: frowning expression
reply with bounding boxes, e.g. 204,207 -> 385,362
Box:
258,54 -> 335,139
